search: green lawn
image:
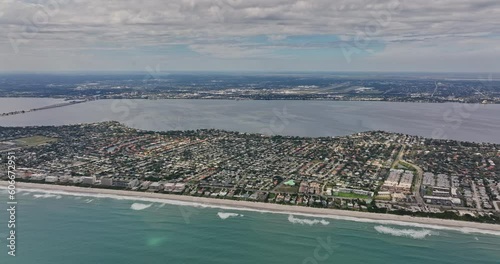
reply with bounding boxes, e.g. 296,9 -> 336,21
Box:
334,192 -> 370,199
14,136 -> 57,146
393,161 -> 417,172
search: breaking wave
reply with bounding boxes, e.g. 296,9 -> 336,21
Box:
33,194 -> 62,199
5,185 -> 500,237
131,203 -> 152,211
218,212 -> 243,219
288,215 -> 330,226
374,225 -> 436,239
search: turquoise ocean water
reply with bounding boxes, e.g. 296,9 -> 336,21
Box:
1,189 -> 499,264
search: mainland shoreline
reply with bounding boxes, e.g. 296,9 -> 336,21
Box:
2,181 -> 500,235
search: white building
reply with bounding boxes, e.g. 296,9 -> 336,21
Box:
140,181 -> 151,190
422,172 -> 435,186
397,171 -> 414,192
100,177 -> 113,186
148,182 -> 162,191
82,176 -> 96,185
164,183 -> 175,192
173,183 -> 186,193
384,169 -> 403,186
30,174 -> 46,181
59,176 -> 71,183
45,176 -> 58,183
128,179 -> 140,189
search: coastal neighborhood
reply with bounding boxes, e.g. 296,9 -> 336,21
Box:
2,0 -> 500,261
1,122 -> 499,223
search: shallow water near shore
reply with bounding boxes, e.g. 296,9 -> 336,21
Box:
1,190 -> 499,264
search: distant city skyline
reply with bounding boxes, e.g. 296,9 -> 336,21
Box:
1,0 -> 499,72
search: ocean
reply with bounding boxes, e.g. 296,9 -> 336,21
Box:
1,189 -> 499,264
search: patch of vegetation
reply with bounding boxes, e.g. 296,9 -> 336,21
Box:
14,136 -> 57,147
334,192 -> 370,199
395,161 -> 417,172
374,195 -> 391,201
275,185 -> 299,193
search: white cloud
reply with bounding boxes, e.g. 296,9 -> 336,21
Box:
268,35 -> 287,42
0,0 -> 499,71
188,43 -> 273,58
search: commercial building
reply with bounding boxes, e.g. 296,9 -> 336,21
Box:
100,177 -> 113,186
81,176 -> 96,185
397,171 -> 414,193
45,176 -> 58,183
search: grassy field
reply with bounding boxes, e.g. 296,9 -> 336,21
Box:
14,136 -> 57,146
333,192 -> 371,199
374,195 -> 392,201
393,161 -> 417,172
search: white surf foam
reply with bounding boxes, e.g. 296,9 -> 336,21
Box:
288,215 -> 330,226
131,203 -> 152,211
33,194 -> 59,199
374,225 -> 435,239
217,212 -> 243,219
7,186 -> 500,237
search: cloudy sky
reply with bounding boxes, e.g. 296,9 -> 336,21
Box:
1,0 -> 499,72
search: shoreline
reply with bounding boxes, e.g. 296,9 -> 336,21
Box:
0,96 -> 497,105
3,182 -> 500,235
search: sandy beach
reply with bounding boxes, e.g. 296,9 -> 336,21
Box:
2,181 -> 500,234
